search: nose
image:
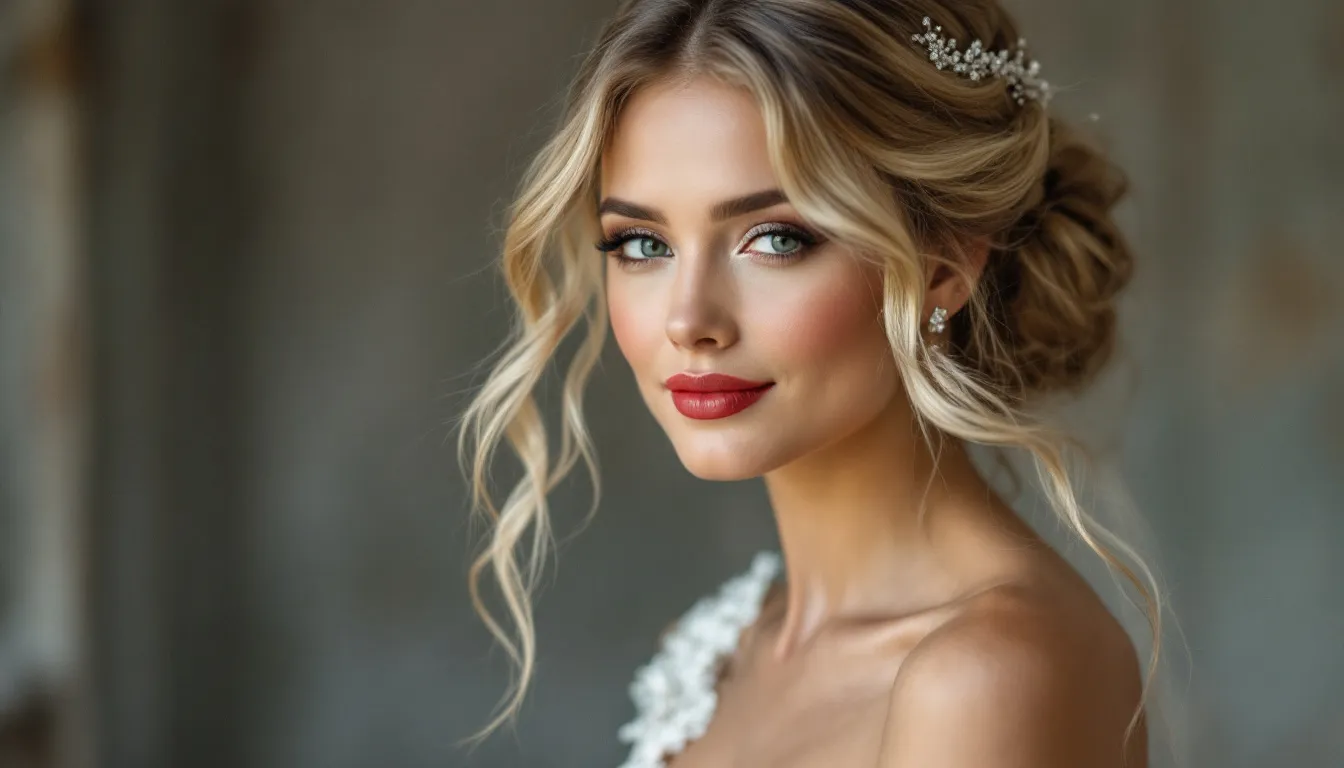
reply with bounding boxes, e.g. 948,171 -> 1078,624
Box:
664,249 -> 739,351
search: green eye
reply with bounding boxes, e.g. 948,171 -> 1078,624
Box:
632,238 -> 669,259
769,234 -> 800,253
595,230 -> 671,261
747,232 -> 803,256
595,223 -> 818,267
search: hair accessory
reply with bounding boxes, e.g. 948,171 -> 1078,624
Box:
928,306 -> 948,334
911,16 -> 1052,107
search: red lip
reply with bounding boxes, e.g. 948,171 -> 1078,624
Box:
664,372 -> 773,392
664,372 -> 775,420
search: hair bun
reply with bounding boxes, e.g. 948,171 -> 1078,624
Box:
973,118 -> 1136,397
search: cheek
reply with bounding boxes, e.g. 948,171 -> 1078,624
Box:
607,275 -> 662,370
755,262 -> 889,375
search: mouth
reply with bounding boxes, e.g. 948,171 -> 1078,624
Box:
664,372 -> 775,420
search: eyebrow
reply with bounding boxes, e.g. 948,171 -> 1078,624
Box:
597,188 -> 789,225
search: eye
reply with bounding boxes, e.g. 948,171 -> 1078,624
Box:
594,227 -> 670,265
745,231 -> 804,257
739,223 -> 819,263
621,236 -> 670,260
594,222 -> 822,268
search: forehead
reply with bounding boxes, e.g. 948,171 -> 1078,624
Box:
599,77 -> 779,202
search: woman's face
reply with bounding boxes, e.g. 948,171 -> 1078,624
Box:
599,76 -> 900,481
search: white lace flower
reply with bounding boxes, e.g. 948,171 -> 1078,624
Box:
616,551 -> 782,768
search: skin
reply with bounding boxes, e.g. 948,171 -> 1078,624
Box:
599,75 -> 1147,768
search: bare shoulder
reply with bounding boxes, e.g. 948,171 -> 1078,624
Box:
876,582 -> 1147,768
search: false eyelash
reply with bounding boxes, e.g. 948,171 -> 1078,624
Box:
593,223 -> 821,265
594,226 -> 662,255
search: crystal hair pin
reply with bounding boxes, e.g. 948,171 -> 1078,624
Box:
911,16 -> 1053,107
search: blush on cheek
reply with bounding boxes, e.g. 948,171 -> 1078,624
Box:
608,292 -> 637,360
607,282 -> 662,371
761,269 -> 886,367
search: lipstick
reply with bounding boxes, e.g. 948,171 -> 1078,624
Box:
664,372 -> 775,420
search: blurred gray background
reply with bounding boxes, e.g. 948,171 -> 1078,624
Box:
1,0 -> 1342,766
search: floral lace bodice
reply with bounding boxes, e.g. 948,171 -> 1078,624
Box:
616,551 -> 782,768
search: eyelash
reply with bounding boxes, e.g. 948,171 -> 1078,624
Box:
593,223 -> 821,268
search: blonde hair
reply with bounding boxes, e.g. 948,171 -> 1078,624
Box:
457,0 -> 1165,752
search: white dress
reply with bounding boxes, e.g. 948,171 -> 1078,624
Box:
616,551 -> 783,768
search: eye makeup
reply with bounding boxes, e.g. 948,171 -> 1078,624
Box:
594,222 -> 824,268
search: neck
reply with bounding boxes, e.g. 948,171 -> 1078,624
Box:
760,393 -> 996,661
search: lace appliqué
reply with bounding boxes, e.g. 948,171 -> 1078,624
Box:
616,551 -> 782,768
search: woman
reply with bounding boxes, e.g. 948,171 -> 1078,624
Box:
458,1 -> 1164,765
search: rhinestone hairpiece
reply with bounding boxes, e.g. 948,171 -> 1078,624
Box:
910,16 -> 1052,107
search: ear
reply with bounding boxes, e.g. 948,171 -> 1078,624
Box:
923,236 -> 990,322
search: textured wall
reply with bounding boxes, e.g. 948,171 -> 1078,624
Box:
56,0 -> 1344,767
0,1 -> 89,765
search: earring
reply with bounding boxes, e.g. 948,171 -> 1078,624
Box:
927,306 -> 948,334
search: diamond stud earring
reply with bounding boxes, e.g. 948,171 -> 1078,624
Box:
928,306 -> 948,334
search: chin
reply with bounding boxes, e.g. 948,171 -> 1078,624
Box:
678,457 -> 760,482
665,431 -> 789,481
